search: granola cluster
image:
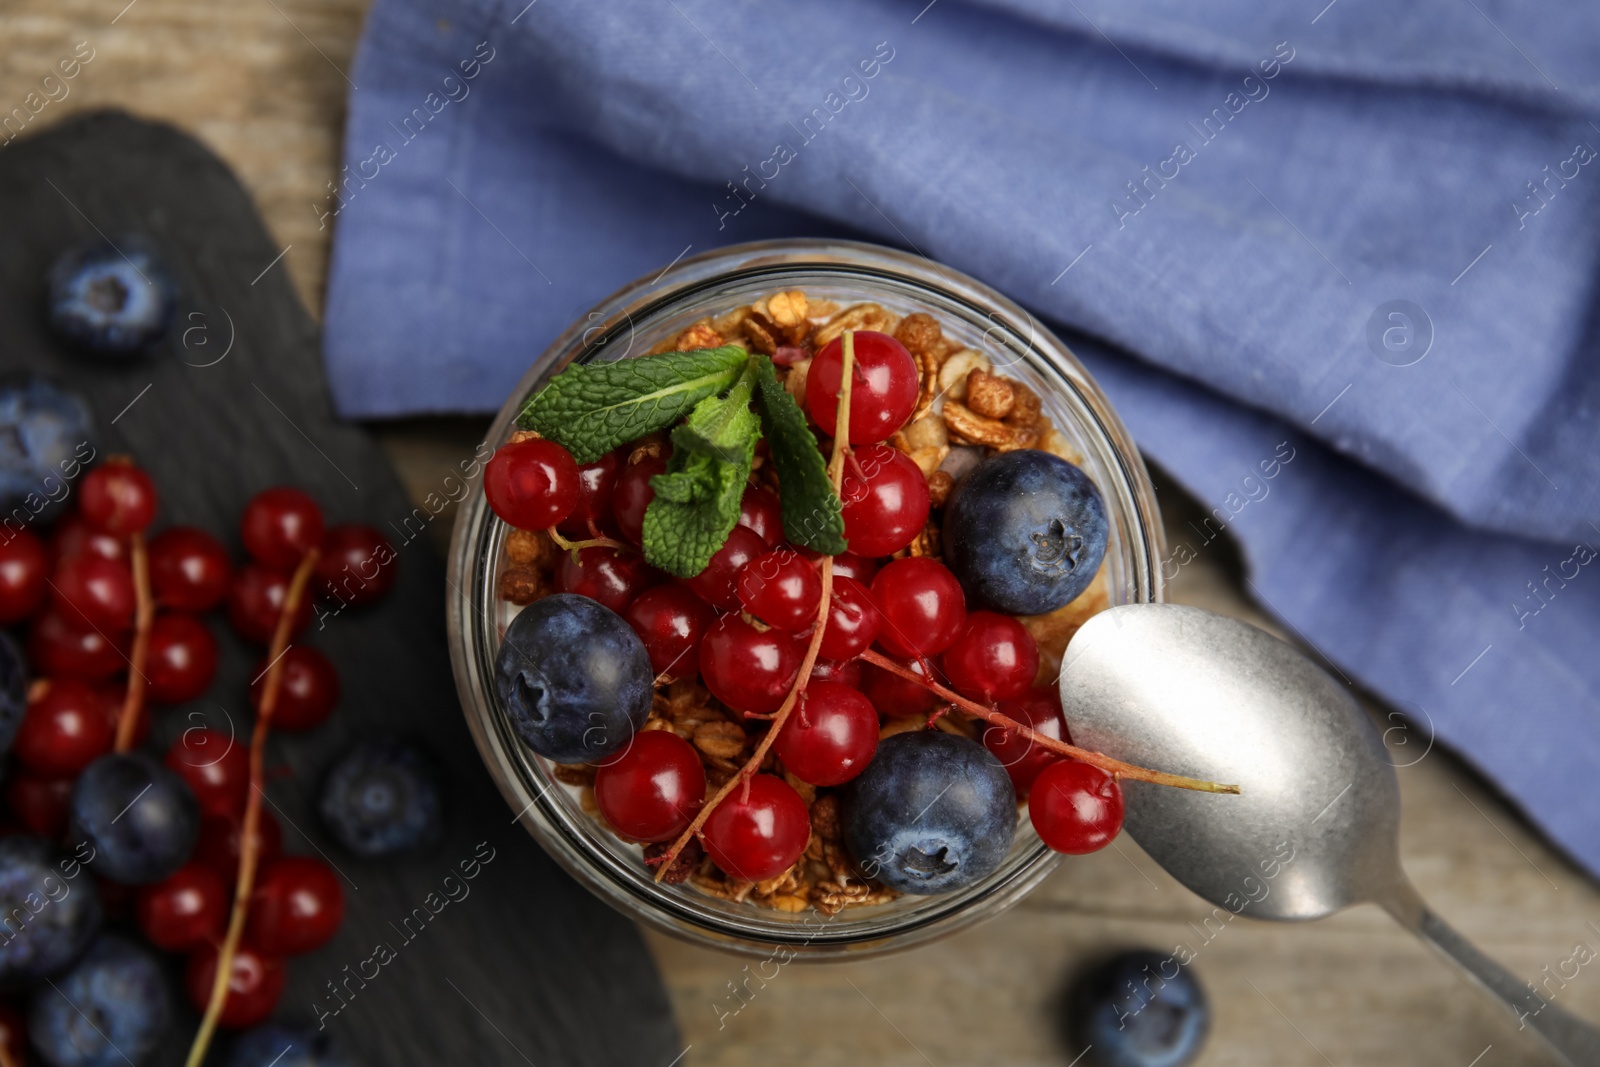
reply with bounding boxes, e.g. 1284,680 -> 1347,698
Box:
498,292 -> 1111,914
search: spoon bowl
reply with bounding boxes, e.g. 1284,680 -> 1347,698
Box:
1059,602 -> 1600,1065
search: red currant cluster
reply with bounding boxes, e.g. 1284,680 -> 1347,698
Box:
0,460 -> 397,1043
485,325 -> 1126,895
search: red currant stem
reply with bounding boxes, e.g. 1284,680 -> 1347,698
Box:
856,649 -> 1242,795
185,548 -> 320,1067
652,333 -> 860,883
113,531 -> 153,753
546,527 -> 632,558
0,1038 -> 17,1067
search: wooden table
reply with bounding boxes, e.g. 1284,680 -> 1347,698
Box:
6,4 -> 1597,1063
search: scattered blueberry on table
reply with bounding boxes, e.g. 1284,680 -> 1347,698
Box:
1070,949 -> 1210,1067
0,837 -> 102,982
320,739 -> 444,858
0,376 -> 95,510
70,751 -> 200,884
46,240 -> 176,355
226,1025 -> 360,1067
29,934 -> 169,1067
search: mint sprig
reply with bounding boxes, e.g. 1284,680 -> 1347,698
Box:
517,345 -> 749,463
640,361 -> 761,578
752,358 -> 847,555
515,344 -> 849,576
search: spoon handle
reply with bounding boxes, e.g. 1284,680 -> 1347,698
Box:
1383,881 -> 1600,1065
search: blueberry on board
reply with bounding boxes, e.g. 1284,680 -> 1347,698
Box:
494,593 -> 653,764
320,739 -> 443,858
842,730 -> 1016,894
46,239 -> 177,355
0,837 -> 101,982
1069,950 -> 1210,1067
0,631 -> 27,756
0,376 -> 95,512
70,752 -> 199,885
226,1026 -> 360,1067
943,450 -> 1109,615
29,934 -> 168,1067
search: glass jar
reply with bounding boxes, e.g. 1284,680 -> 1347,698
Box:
446,239 -> 1163,959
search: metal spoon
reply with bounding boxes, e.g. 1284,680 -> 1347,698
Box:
1058,603 -> 1600,1065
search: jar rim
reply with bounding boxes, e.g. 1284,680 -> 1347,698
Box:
446,238 -> 1164,959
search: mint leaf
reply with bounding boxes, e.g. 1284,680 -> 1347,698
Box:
517,345 -> 750,463
752,358 -> 847,555
641,361 -> 762,577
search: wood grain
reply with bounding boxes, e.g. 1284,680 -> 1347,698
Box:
5,4 -> 1597,1064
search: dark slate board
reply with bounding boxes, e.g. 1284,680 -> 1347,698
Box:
0,110 -> 680,1067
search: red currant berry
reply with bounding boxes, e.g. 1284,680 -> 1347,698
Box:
830,552 -> 880,585
611,452 -> 668,546
805,331 -> 919,444
50,514 -> 127,567
484,439 -> 579,530
148,526 -> 232,611
186,943 -> 285,1029
593,730 -> 705,842
80,460 -> 158,535
871,557 -> 967,658
241,487 -> 325,568
165,728 -> 249,820
555,547 -> 659,613
14,679 -> 114,777
685,525 -> 766,611
28,610 -> 124,681
738,486 -> 783,547
700,614 -> 802,714
736,549 -> 821,633
861,656 -> 941,719
623,584 -> 715,678
249,645 -> 339,731
247,856 -> 345,956
941,611 -> 1039,703
195,812 -> 283,884
557,450 -> 622,537
818,575 -> 880,661
1029,760 -> 1124,854
136,862 -> 228,951
226,564 -> 312,644
315,524 -> 397,607
146,614 -> 219,704
0,529 -> 48,623
984,688 -> 1069,795
810,658 -> 863,688
839,444 -> 930,557
774,683 -> 878,786
701,774 -> 810,882
6,773 -> 73,837
52,555 -> 135,631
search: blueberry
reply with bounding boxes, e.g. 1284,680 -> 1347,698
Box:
320,739 -> 443,858
0,376 -> 95,512
0,837 -> 101,981
494,593 -> 653,763
29,934 -> 168,1067
46,239 -> 176,355
0,631 -> 27,756
943,450 -> 1109,615
1069,950 -> 1210,1067
70,752 -> 199,884
227,1025 -> 360,1067
842,731 -> 1016,894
